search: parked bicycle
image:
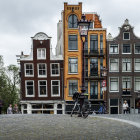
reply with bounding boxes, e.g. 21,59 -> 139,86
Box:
71,91 -> 91,118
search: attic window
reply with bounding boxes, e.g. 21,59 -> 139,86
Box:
123,32 -> 130,40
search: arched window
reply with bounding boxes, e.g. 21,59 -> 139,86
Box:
68,14 -> 78,28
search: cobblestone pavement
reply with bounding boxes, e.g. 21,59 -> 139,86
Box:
0,114 -> 140,140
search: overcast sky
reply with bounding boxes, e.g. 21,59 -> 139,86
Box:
0,0 -> 140,66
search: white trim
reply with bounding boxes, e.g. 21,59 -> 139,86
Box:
51,80 -> 60,97
50,63 -> 60,77
25,80 -> 35,97
37,48 -> 46,60
123,32 -> 130,40
109,58 -> 119,72
37,63 -> 47,78
24,63 -> 34,77
109,77 -> 119,92
38,80 -> 47,97
109,44 -> 119,54
134,58 -> 140,72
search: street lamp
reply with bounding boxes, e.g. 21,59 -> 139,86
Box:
78,14 -> 91,94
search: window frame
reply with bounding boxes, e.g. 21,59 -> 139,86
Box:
37,63 -> 47,77
68,80 -> 78,96
122,58 -> 132,72
51,63 -> 60,76
109,77 -> 119,92
25,80 -> 35,97
68,35 -> 78,51
123,32 -> 130,40
51,80 -> 60,97
134,77 -> 140,92
68,57 -> 78,74
38,80 -> 47,97
134,43 -> 140,54
109,58 -> 119,72
134,58 -> 140,72
68,14 -> 78,29
24,63 -> 34,77
37,48 -> 46,60
109,44 -> 119,54
122,44 -> 131,54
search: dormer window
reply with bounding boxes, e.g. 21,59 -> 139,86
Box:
68,14 -> 78,28
123,32 -> 130,40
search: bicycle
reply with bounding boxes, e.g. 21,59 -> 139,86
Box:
71,91 -> 91,118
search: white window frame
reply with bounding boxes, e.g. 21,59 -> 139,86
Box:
37,63 -> 47,77
109,58 -> 119,72
38,80 -> 47,97
134,58 -> 140,72
123,32 -> 130,40
109,77 -> 119,92
122,44 -> 131,54
24,63 -> 34,77
134,77 -> 140,92
25,80 -> 35,97
51,80 -> 60,97
134,43 -> 140,54
109,44 -> 119,54
68,57 -> 78,74
122,58 -> 132,72
51,63 -> 60,77
37,48 -> 46,60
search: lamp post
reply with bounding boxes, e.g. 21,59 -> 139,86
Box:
78,14 -> 91,94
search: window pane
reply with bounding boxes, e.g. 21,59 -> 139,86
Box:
69,80 -> 78,96
52,81 -> 59,95
135,59 -> 140,71
110,44 -> 118,53
26,81 -> 34,95
123,33 -> 130,40
39,81 -> 47,96
123,44 -> 130,53
110,59 -> 118,71
68,35 -> 78,50
135,78 -> 140,91
68,14 -> 78,28
110,78 -> 118,91
51,64 -> 59,75
68,58 -> 78,73
25,64 -> 33,76
135,43 -> 140,53
38,64 -> 46,76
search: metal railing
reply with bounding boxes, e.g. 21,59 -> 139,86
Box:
84,48 -> 105,56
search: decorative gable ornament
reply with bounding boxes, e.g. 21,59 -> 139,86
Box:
32,32 -> 51,40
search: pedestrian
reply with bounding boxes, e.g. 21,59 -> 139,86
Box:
123,100 -> 129,114
13,104 -> 19,114
0,99 -> 2,114
136,100 -> 140,114
7,104 -> 13,114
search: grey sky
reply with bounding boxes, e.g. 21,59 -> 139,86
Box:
0,0 -> 140,66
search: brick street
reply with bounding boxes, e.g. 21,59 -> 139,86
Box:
0,114 -> 140,140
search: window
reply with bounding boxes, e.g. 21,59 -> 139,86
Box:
123,32 -> 130,40
89,22 -> 93,29
25,64 -> 34,77
85,58 -> 88,77
135,59 -> 140,72
110,44 -> 119,54
100,81 -> 103,99
68,35 -> 78,50
85,81 -> 88,94
90,58 -> 98,76
90,81 -> 98,99
135,77 -> 140,91
37,48 -> 46,59
122,77 -> 131,89
38,81 -> 47,97
90,35 -> 98,53
51,80 -> 60,96
51,63 -> 60,76
69,80 -> 78,96
25,81 -> 34,97
38,64 -> 46,77
110,77 -> 119,92
68,14 -> 78,28
100,34 -> 103,54
135,43 -> 140,54
123,44 -> 131,53
68,58 -> 78,73
122,58 -> 131,72
109,58 -> 119,72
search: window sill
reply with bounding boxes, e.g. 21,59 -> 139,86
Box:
68,50 -> 78,52
68,73 -> 78,75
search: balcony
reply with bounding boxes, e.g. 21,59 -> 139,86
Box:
122,88 -> 132,96
84,48 -> 105,57
85,71 -> 104,80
